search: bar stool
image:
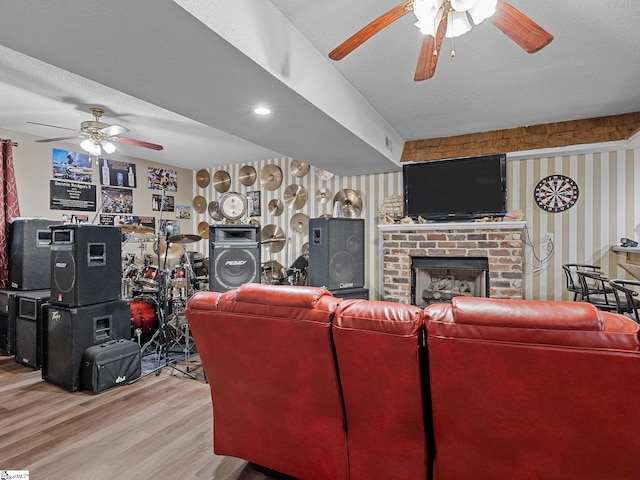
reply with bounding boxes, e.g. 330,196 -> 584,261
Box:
609,279 -> 640,323
575,270 -> 618,311
562,264 -> 603,301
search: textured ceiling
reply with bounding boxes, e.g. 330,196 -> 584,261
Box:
0,0 -> 638,175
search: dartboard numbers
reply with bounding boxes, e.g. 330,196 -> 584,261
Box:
534,175 -> 579,212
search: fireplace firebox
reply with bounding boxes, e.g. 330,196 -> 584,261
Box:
411,257 -> 489,307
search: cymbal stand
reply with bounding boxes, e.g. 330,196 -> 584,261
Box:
140,188 -> 196,379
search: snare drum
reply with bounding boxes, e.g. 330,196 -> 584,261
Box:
130,297 -> 158,341
170,265 -> 187,288
137,265 -> 160,288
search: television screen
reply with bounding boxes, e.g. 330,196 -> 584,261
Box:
403,154 -> 507,221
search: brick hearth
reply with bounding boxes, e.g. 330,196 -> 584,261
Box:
379,222 -> 526,304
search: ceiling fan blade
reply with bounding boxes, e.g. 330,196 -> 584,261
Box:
35,135 -> 85,143
100,124 -> 129,137
329,0 -> 414,61
113,136 -> 164,151
489,0 -> 553,54
414,10 -> 448,81
27,121 -> 78,132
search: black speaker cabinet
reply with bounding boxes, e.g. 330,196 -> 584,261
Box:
42,299 -> 131,392
308,218 -> 365,290
50,224 -> 121,307
209,224 -> 261,292
0,289 -> 17,356
8,218 -> 61,290
14,290 -> 51,369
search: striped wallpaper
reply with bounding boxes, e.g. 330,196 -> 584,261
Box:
192,147 -> 639,301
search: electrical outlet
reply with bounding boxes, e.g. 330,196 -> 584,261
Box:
545,232 -> 554,243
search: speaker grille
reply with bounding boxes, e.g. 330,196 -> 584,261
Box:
211,246 -> 260,291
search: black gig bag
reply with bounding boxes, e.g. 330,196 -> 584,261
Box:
82,339 -> 141,393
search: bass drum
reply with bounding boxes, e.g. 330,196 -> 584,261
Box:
130,297 -> 158,342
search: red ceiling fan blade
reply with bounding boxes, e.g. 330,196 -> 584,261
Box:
35,135 -> 85,143
489,0 -> 553,54
113,136 -> 164,151
414,10 -> 448,82
329,1 -> 414,61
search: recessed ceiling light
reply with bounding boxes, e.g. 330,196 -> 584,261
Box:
254,106 -> 271,116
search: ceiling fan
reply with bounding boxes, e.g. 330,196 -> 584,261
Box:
329,0 -> 553,81
28,107 -> 163,156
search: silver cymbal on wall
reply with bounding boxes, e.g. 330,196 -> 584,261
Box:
196,169 -> 210,188
290,213 -> 309,236
192,195 -> 207,214
212,170 -> 231,193
261,224 -> 286,253
316,186 -> 332,204
283,184 -> 307,210
260,164 -> 283,191
208,201 -> 223,221
290,159 -> 310,178
334,189 -> 363,218
239,165 -> 257,186
315,168 -> 334,181
268,198 -> 284,216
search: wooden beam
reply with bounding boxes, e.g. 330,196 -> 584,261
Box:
401,112 -> 640,163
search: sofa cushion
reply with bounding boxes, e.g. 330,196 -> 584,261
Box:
426,297 -> 640,351
334,298 -> 423,335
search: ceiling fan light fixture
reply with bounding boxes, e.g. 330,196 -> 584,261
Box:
446,11 -> 473,38
102,139 -> 117,154
450,0 -> 479,12
80,138 -> 102,156
468,0 -> 497,25
413,0 -> 441,35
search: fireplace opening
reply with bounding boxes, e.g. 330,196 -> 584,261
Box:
411,257 -> 489,307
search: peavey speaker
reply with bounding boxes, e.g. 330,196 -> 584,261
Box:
8,217 -> 61,290
42,299 -> 131,392
50,224 -> 121,307
14,290 -> 50,369
0,289 -> 17,356
209,224 -> 261,292
308,218 -> 365,290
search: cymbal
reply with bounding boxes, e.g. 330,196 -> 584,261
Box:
192,195 -> 207,214
283,184 -> 307,210
315,168 -> 334,181
169,233 -> 202,244
290,159 -> 310,178
261,224 -> 285,253
208,201 -> 223,221
260,164 -> 283,191
334,189 -> 363,218
262,260 -> 284,282
198,221 -> 210,239
268,198 -> 284,216
301,242 -> 309,256
239,165 -> 257,186
153,239 -> 183,263
196,169 -> 210,188
121,224 -> 155,235
249,218 -> 261,226
315,186 -> 332,204
290,213 -> 309,236
212,170 -> 231,193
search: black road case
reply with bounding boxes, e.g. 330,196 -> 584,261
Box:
82,339 -> 141,393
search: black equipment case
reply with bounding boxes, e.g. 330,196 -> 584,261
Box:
81,339 -> 141,393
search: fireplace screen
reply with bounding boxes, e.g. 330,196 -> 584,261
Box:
411,257 -> 489,307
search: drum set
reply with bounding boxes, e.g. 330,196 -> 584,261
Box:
121,225 -> 207,376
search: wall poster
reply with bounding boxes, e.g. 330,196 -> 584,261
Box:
50,179 -> 96,211
52,148 -> 93,183
147,167 -> 177,191
100,158 -> 137,187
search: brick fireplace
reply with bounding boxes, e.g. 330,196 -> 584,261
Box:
379,221 -> 526,304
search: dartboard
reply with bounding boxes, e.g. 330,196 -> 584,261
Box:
534,175 -> 579,212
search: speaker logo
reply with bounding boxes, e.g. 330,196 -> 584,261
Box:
225,260 -> 247,266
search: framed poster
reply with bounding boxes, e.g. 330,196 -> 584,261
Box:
248,191 -> 261,217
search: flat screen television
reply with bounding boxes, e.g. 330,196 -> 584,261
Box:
403,154 -> 507,221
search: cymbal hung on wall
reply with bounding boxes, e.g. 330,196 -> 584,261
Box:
192,195 -> 207,214
239,165 -> 257,186
315,187 -> 332,204
334,189 -> 363,218
208,201 -> 223,221
268,199 -> 284,216
290,159 -> 310,178
301,242 -> 309,256
198,221 -> 210,239
315,168 -> 334,181
283,184 -> 307,210
249,218 -> 261,227
261,224 -> 285,253
260,164 -> 283,191
212,170 -> 231,193
290,213 -> 309,236
196,169 -> 210,188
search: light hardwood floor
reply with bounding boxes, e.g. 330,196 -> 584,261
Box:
0,355 -> 280,480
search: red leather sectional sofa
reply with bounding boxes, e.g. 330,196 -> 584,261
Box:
186,283 -> 640,480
